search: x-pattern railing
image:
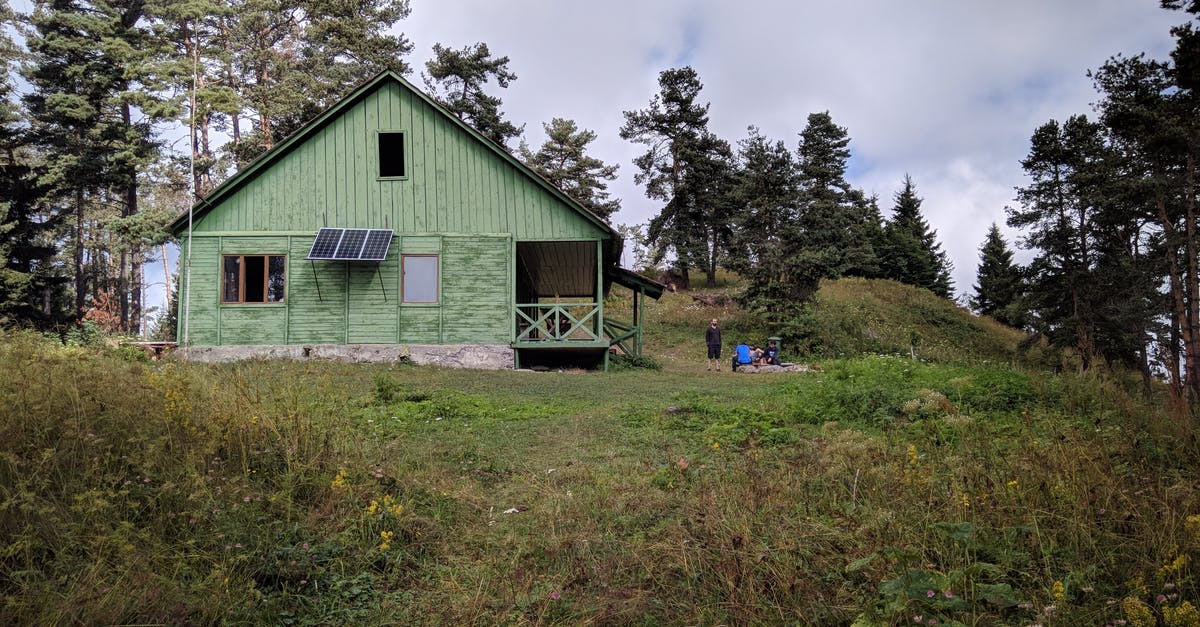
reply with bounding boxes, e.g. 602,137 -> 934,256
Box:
515,303 -> 601,342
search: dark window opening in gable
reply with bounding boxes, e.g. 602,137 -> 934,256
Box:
379,132 -> 406,178
222,255 -> 286,304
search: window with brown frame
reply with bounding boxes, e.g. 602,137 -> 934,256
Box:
402,255 -> 438,303
222,255 -> 286,304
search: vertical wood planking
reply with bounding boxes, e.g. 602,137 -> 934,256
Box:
184,76 -> 618,347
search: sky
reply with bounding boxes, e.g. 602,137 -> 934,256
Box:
396,0 -> 1186,300
146,1 -> 1187,331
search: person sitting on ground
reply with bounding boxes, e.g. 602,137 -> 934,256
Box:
733,341 -> 752,370
764,340 -> 780,366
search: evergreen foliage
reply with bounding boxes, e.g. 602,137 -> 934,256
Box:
223,0 -> 413,164
725,126 -> 801,326
620,67 -> 735,288
0,3 -> 69,328
423,42 -> 521,147
970,224 -> 1024,327
518,117 -> 620,221
792,112 -> 880,284
1009,116 -> 1108,369
881,175 -> 954,297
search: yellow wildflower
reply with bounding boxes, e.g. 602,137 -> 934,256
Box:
1052,580 -> 1065,603
331,469 -> 349,490
712,441 -> 720,450
1159,553 -> 1190,578
1007,479 -> 1019,489
1124,596 -> 1156,627
366,500 -> 380,515
1164,601 -> 1200,627
378,530 -> 394,552
1186,514 -> 1200,538
960,492 -> 970,509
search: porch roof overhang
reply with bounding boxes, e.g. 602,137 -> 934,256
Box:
606,267 -> 666,300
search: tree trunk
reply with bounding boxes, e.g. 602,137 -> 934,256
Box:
1185,152 -> 1200,400
705,236 -> 717,288
73,188 -> 85,316
1158,190 -> 1188,397
122,101 -> 140,335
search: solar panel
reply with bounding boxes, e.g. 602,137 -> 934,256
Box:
307,228 -> 394,261
360,230 -> 394,261
308,228 -> 342,259
334,229 -> 368,259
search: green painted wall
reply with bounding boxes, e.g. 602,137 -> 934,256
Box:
193,80 -> 600,240
177,76 -> 608,348
179,234 -> 513,346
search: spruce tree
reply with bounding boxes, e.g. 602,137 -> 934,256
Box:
519,117 -> 620,221
726,126 -> 800,323
882,175 -> 954,297
23,0 -> 171,332
423,42 -> 521,147
793,112 -> 879,282
970,224 -> 1024,327
0,1 -> 69,328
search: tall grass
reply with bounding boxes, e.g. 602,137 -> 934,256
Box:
2,278 -> 1198,625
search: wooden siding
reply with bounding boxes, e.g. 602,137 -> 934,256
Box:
180,234 -> 514,346
181,238 -> 219,345
193,81 -> 600,241
442,236 -> 510,344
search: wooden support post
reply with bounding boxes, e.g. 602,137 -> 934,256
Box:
635,288 -> 644,357
596,241 -> 604,339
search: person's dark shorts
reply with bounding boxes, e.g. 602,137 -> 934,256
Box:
707,344 -> 721,359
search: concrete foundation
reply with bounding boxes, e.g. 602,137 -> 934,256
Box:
175,344 -> 515,370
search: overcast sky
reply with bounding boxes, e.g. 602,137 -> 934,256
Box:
400,0 -> 1186,299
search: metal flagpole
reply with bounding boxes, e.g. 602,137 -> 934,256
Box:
183,42 -> 197,346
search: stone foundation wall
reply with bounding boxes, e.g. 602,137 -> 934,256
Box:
176,344 -> 515,370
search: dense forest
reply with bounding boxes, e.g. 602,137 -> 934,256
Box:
1,1 -> 1199,397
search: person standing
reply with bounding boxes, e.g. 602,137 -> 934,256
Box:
705,319 -> 722,371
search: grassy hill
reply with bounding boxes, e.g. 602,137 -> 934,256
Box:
0,281 -> 1194,625
629,276 -> 1040,368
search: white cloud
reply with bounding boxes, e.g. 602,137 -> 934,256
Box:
402,1 -> 1184,297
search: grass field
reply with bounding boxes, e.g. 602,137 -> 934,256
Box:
2,279 -> 1198,625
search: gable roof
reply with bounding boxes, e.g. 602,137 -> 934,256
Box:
169,70 -> 617,239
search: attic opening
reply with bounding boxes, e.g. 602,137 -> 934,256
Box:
379,131 -> 406,178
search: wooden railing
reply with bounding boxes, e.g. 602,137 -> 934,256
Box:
602,318 -> 641,356
514,303 -> 601,342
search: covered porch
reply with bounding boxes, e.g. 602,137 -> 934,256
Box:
512,241 -> 663,369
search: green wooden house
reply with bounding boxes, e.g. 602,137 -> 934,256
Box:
170,70 -> 662,369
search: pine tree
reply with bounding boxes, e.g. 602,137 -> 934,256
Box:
220,0 -> 413,165
621,67 -> 733,287
882,175 -> 953,297
1009,116 -> 1109,370
423,42 -> 521,147
519,117 -> 620,221
970,224 -> 1024,327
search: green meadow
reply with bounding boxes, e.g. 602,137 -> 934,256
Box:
2,279 -> 1197,626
